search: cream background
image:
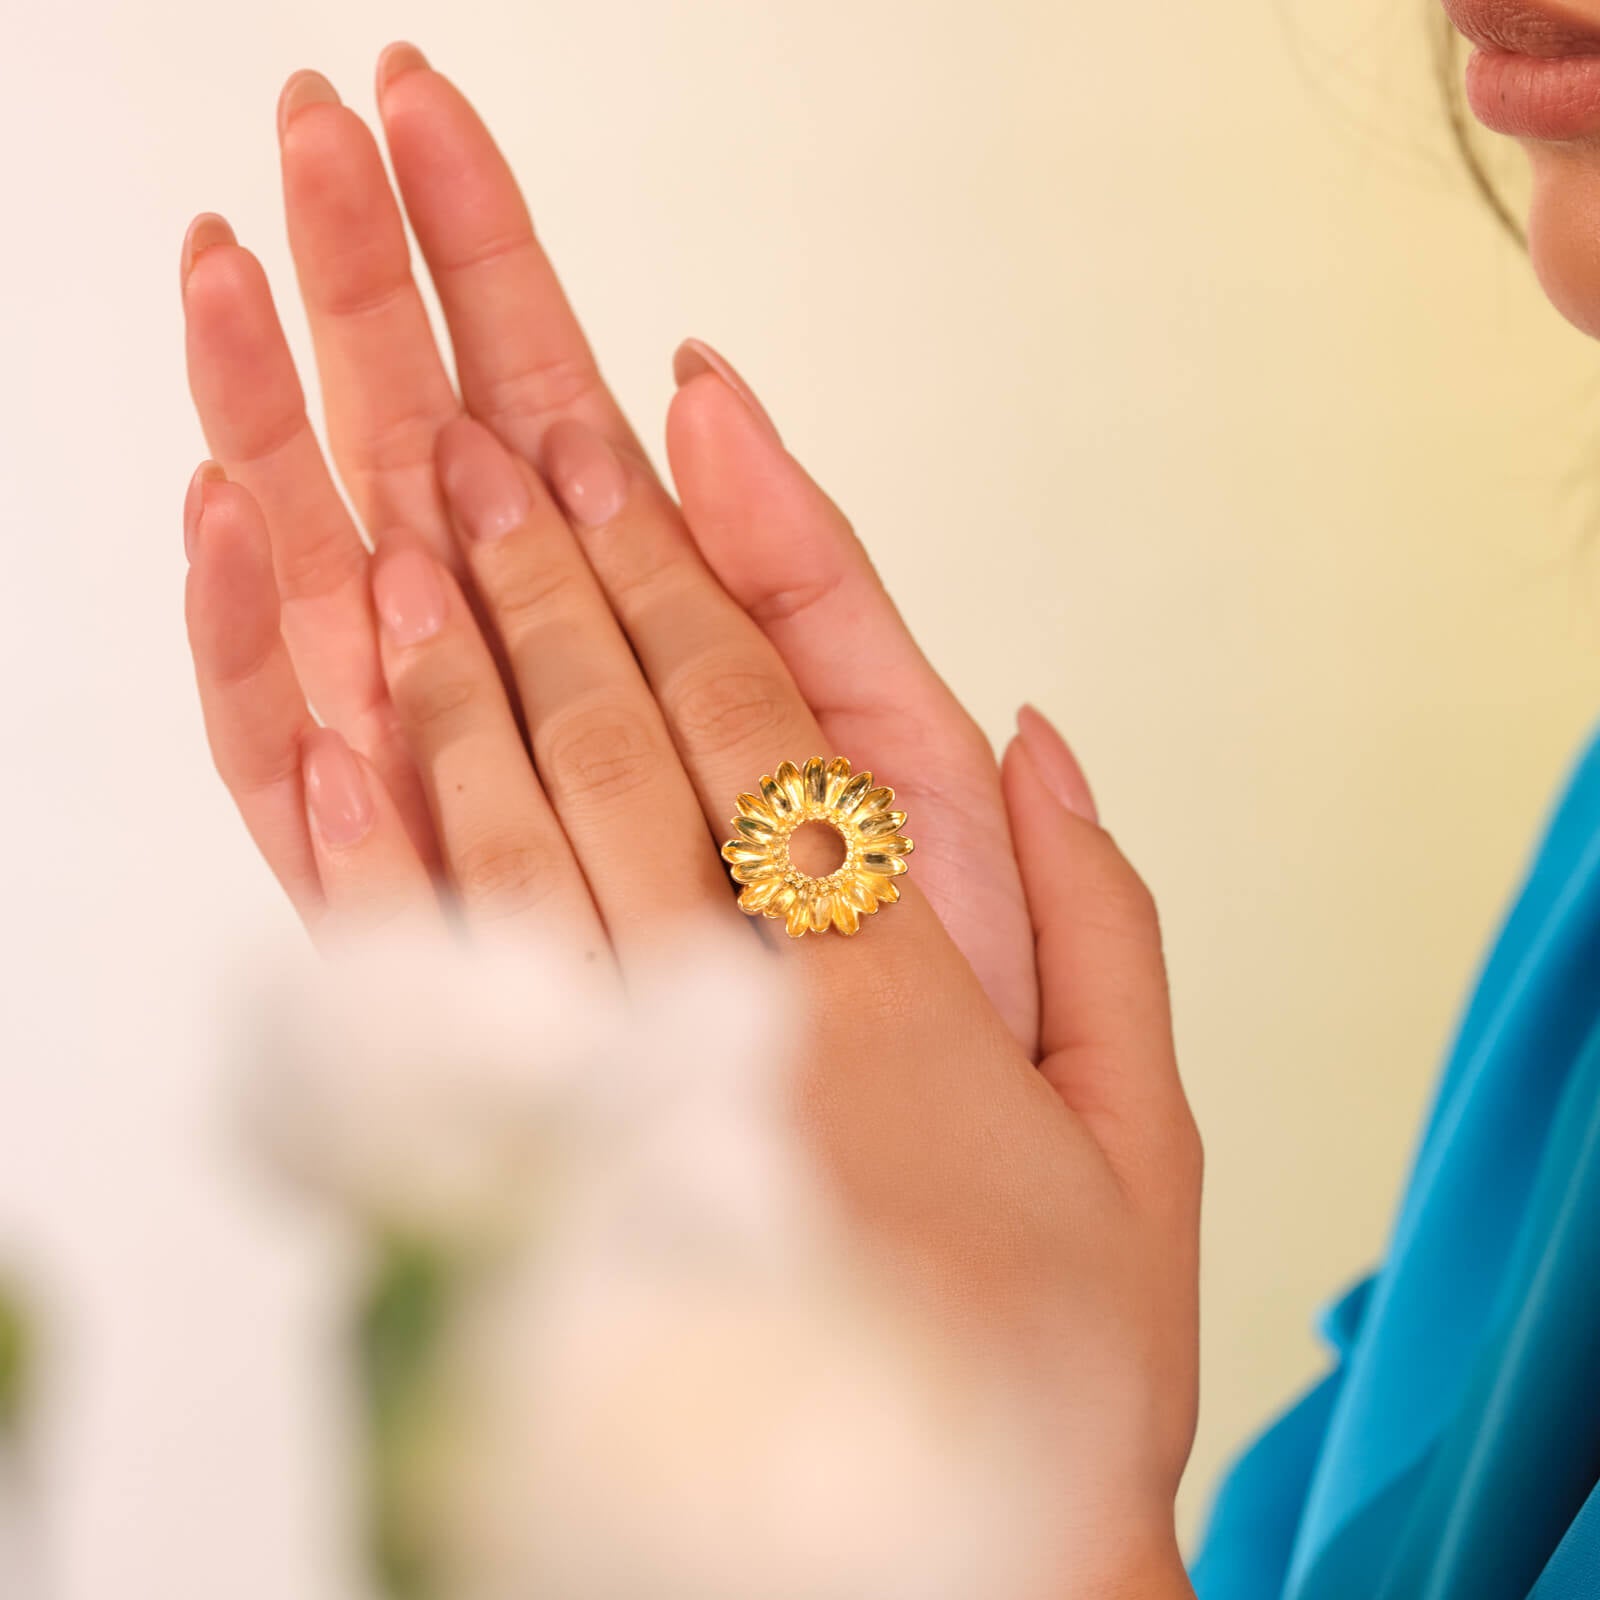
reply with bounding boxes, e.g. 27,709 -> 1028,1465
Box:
3,1 -> 1600,1593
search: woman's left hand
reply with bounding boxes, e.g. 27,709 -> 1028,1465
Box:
180,43 -> 1046,1051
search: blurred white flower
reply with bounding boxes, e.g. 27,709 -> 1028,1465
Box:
446,1219 -> 1049,1600
241,927 -> 597,1245
245,917 -> 1051,1600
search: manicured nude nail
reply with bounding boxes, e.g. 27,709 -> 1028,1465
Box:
278,70 -> 340,139
1016,704 -> 1099,823
672,337 -> 781,443
183,460 -> 226,561
540,419 -> 629,530
304,728 -> 374,849
438,417 -> 531,542
373,548 -> 447,646
377,41 -> 429,95
180,212 -> 235,288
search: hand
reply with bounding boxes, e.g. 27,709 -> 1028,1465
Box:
179,45 -> 1200,1595
179,42 -> 1044,1052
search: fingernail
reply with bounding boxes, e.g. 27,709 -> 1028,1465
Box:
373,548 -> 447,645
672,337 -> 781,443
183,461 -> 226,561
304,728 -> 374,849
540,419 -> 629,530
278,69 -> 340,139
1016,704 -> 1099,823
180,212 -> 235,287
377,41 -> 429,95
438,417 -> 531,542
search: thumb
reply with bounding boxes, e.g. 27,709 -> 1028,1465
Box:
1000,709 -> 1199,1200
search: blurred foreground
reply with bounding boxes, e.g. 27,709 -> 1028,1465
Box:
0,924 -> 1053,1600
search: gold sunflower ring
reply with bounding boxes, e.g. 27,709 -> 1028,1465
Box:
720,757 -> 913,938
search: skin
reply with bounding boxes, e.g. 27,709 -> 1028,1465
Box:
1525,155 -> 1600,335
1450,0 -> 1600,332
181,43 -> 1200,1597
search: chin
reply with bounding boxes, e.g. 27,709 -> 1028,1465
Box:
1525,145 -> 1600,338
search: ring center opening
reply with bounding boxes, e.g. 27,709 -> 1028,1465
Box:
788,819 -> 847,877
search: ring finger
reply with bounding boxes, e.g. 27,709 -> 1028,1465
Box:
539,419 -> 922,948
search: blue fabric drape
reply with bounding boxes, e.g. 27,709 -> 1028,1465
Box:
1191,730 -> 1600,1599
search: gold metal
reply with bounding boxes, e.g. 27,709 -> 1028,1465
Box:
721,757 -> 913,938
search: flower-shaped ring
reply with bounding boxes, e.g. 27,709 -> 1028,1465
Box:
721,757 -> 913,938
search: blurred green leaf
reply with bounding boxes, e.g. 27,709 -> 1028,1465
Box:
359,1238 -> 455,1600
0,1287 -> 28,1437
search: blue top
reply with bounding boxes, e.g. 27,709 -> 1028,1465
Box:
1190,728 -> 1600,1599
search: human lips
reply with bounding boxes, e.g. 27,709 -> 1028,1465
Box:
1443,0 -> 1600,136
1441,0 -> 1600,56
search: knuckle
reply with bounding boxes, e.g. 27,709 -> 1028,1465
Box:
1121,867 -> 1161,936
1086,834 -> 1162,937
204,624 -> 280,694
540,700 -> 662,805
1071,875 -> 1158,953
1167,1103 -> 1205,1196
272,517 -> 368,605
438,227 -> 536,279
343,695 -> 406,760
669,655 -> 796,762
481,350 -> 605,428
1120,1103 -> 1203,1222
452,833 -> 557,910
313,272 -> 411,326
592,540 -> 686,624
396,670 -> 478,734
225,408 -> 306,473
335,406 -> 441,480
214,744 -> 302,802
744,571 -> 842,629
948,712 -> 1000,775
491,560 -> 584,638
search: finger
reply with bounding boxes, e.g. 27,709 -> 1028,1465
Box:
302,728 -> 439,935
183,464 -> 322,922
370,544 -> 609,959
180,214 -> 437,868
182,216 -> 374,699
666,344 -> 951,724
1000,714 -> 1199,1201
540,418 -> 931,947
665,345 -> 1037,1046
374,44 -> 644,463
541,421 -> 823,830
276,70 -> 461,561
436,417 -> 732,954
